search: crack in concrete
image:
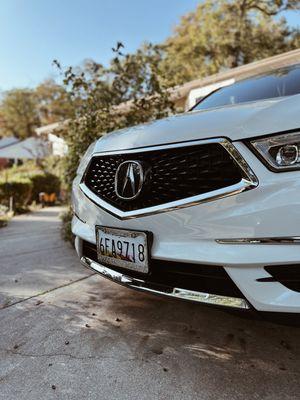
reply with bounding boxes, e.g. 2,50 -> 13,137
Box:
0,273 -> 95,311
0,347 -> 135,362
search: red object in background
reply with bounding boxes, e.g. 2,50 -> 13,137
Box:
0,158 -> 9,170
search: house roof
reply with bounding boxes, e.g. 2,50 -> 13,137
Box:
0,137 -> 49,159
0,136 -> 19,149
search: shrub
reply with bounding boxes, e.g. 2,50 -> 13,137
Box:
30,172 -> 61,202
60,207 -> 74,245
0,176 -> 33,212
0,205 -> 12,228
0,162 -> 62,211
0,204 -> 8,216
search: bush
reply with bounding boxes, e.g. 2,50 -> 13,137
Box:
0,204 -> 8,216
0,205 -> 12,228
30,172 -> 61,202
0,177 -> 33,212
60,207 -> 74,245
0,162 -> 62,211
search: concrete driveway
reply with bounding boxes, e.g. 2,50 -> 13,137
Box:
0,207 -> 299,400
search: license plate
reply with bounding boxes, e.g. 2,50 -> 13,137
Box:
96,226 -> 149,273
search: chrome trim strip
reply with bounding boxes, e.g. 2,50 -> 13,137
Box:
80,138 -> 258,219
216,237 -> 300,245
72,208 -> 87,224
81,256 -> 250,310
91,137 -> 224,156
80,179 -> 254,220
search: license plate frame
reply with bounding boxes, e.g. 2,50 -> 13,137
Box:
95,226 -> 151,274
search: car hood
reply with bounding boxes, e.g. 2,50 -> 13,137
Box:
94,94 -> 300,152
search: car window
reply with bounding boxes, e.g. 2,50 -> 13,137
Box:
193,65 -> 300,111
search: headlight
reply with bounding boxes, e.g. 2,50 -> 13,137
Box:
250,132 -> 300,171
76,141 -> 97,176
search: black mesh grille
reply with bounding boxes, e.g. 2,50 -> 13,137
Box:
83,143 -> 243,212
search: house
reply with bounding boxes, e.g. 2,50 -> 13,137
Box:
35,123 -> 68,157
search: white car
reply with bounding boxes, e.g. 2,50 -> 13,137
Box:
72,64 -> 300,318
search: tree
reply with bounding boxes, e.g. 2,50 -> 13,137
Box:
56,43 -> 174,189
35,79 -> 74,126
160,0 -> 300,86
0,89 -> 40,139
0,81 -> 76,139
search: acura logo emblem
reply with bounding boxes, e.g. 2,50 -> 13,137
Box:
115,161 -> 144,200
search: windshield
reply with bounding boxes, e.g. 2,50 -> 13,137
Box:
193,64 -> 300,112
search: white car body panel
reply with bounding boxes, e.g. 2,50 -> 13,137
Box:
94,95 -> 300,152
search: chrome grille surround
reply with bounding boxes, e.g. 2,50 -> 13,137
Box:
79,138 -> 258,219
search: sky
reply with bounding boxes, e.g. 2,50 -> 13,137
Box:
0,0 -> 299,91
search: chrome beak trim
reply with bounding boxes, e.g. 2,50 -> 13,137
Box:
81,256 -> 250,310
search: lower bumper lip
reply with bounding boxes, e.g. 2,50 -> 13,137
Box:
81,256 -> 250,310
216,237 -> 300,244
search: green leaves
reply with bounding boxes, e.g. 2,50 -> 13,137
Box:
160,0 -> 300,86
0,89 -> 40,139
58,43 -> 174,189
0,80 -> 74,139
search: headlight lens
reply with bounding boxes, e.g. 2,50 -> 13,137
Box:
250,132 -> 300,171
76,141 -> 97,176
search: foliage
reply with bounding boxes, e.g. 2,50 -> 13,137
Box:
160,0 -> 300,86
0,213 -> 12,228
35,79 -> 74,126
0,162 -> 61,210
0,89 -> 40,139
0,204 -> 8,216
0,80 -> 75,139
0,176 -> 33,212
0,204 -> 11,228
41,156 -> 66,188
55,42 -> 174,190
60,207 -> 74,244
9,157 -> 64,184
29,172 -> 61,202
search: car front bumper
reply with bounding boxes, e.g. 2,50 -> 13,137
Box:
72,141 -> 300,314
80,254 -> 251,310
